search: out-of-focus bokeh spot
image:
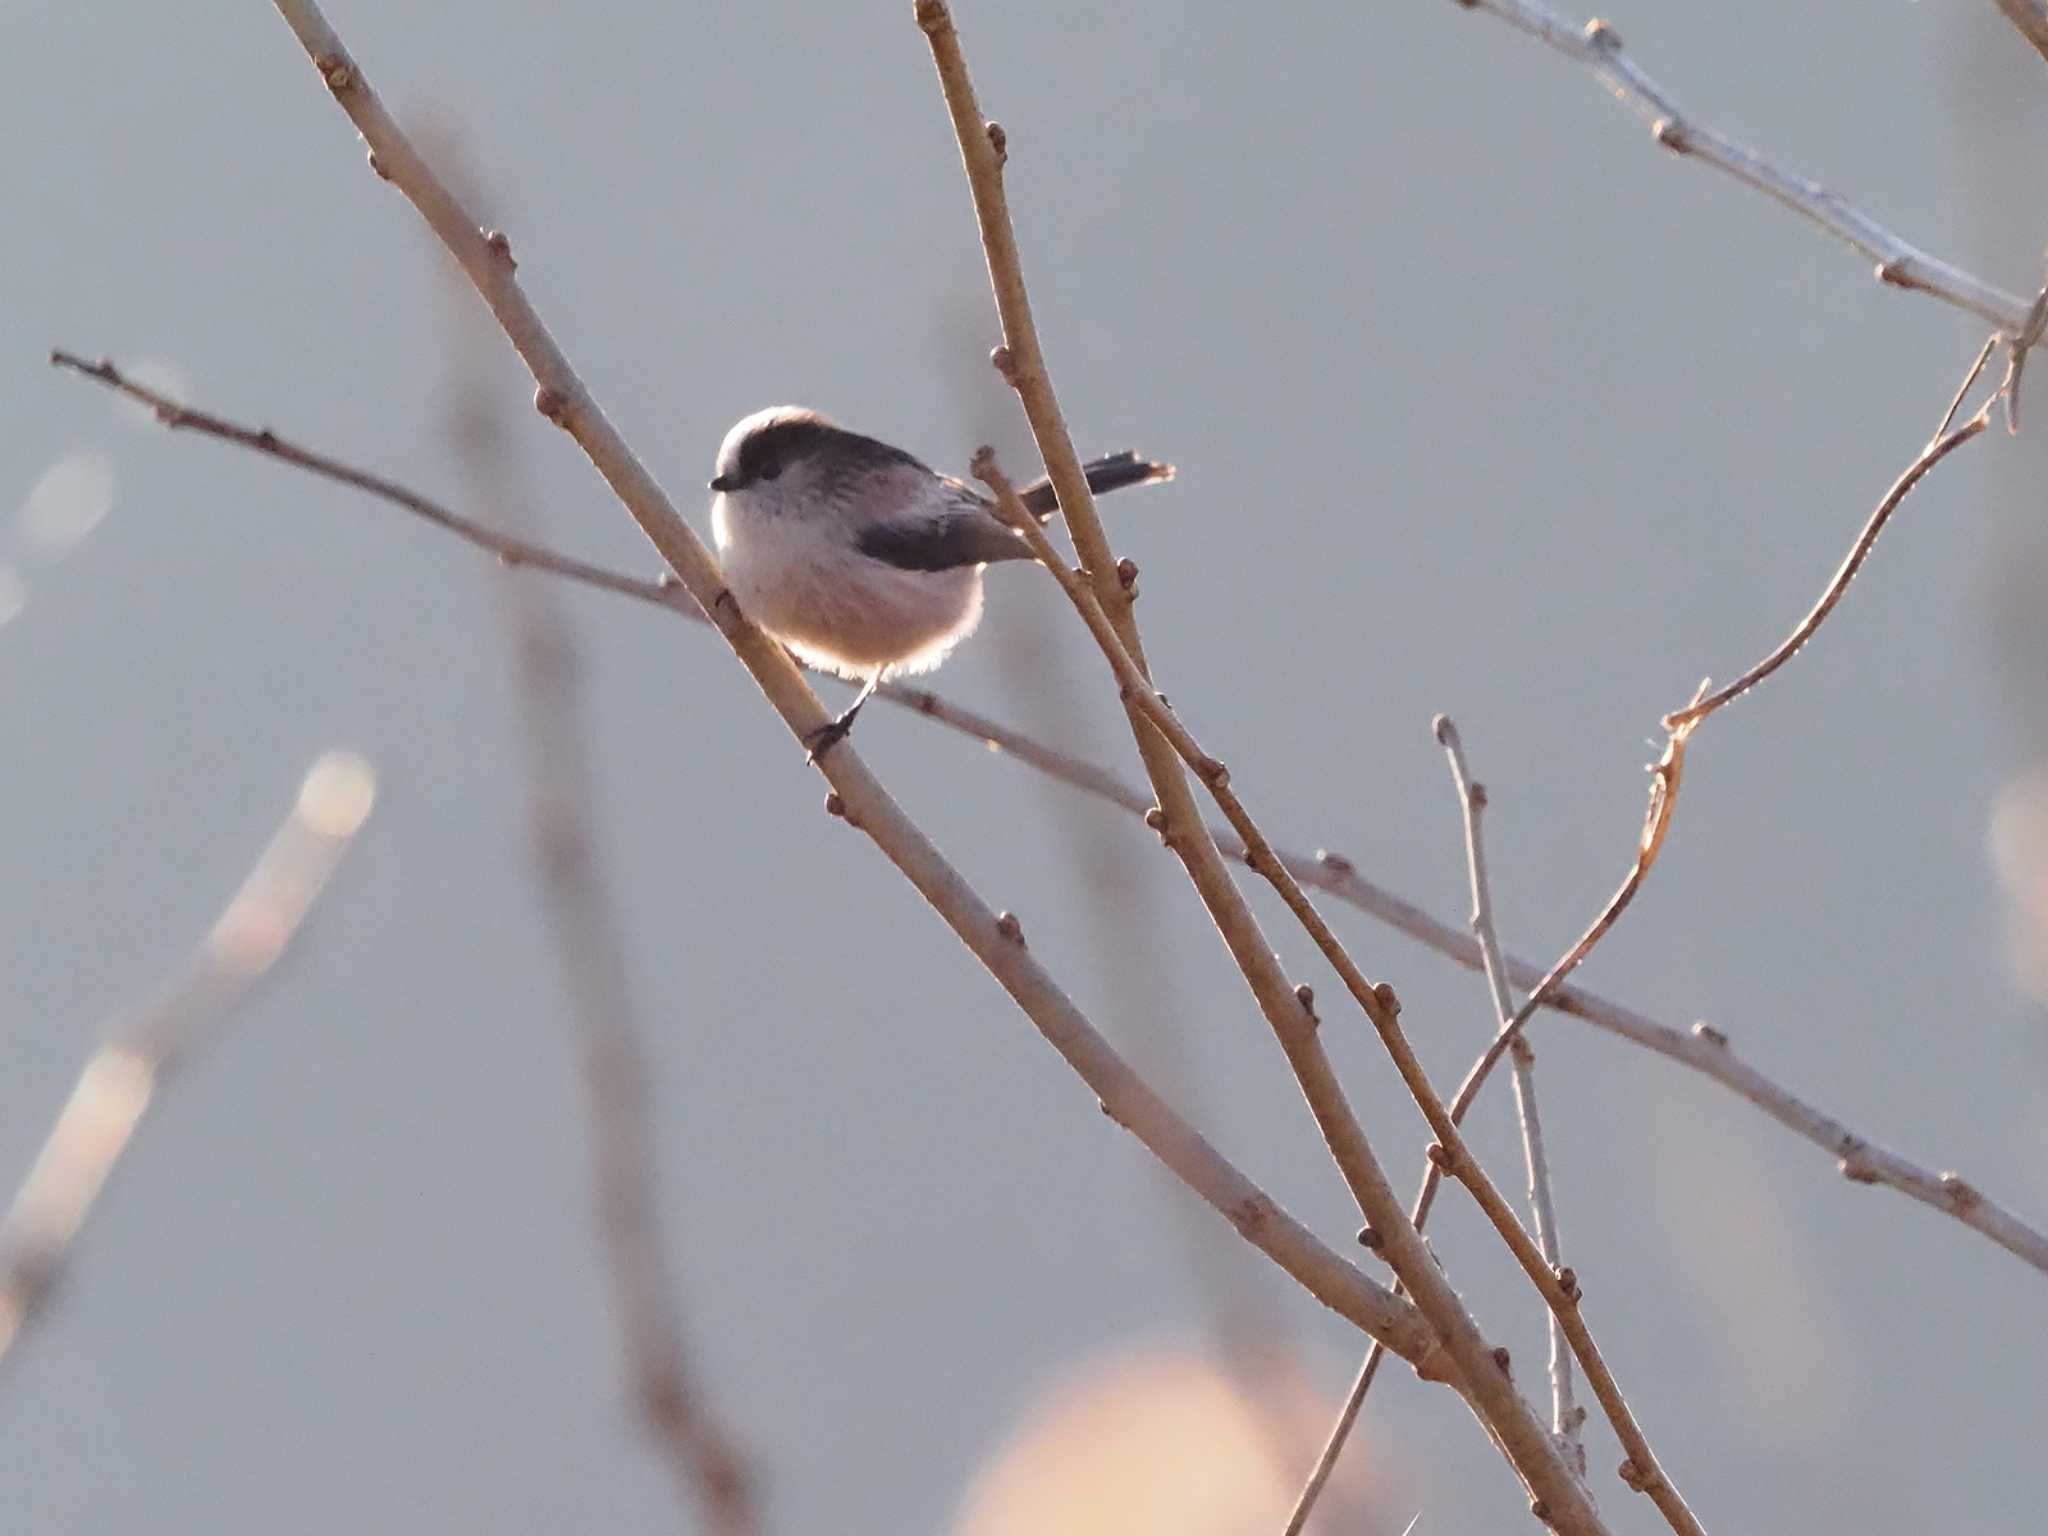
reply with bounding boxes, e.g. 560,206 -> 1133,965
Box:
298,750 -> 379,840
951,1346 -> 1379,1536
16,449 -> 117,563
206,751 -> 379,976
1990,767 -> 2048,1005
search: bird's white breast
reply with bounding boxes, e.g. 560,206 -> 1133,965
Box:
713,491 -> 984,681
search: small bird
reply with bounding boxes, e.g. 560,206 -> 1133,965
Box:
709,406 -> 1174,757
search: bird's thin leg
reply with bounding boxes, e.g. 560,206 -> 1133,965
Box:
803,672 -> 882,763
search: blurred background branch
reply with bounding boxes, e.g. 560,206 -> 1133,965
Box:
0,753 -> 375,1371
445,271 -> 759,1532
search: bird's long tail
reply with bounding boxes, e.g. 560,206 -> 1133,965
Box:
1017,450 -> 1175,519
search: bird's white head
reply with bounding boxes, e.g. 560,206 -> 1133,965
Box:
709,405 -> 836,512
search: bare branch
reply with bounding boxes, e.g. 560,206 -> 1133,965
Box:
1285,712 -> 1697,1530
914,20 -> 1476,1420
1997,282 -> 2048,435
1438,719 -> 1583,1474
0,753 -> 375,1370
918,6 -> 1610,1516
48,349 -> 690,612
448,331 -> 756,1531
1377,981 -> 1705,1536
989,441 -> 1703,1528
1299,340 -> 2013,1527
55,353 -> 2048,1281
1413,327 -> 2006,1237
974,450 -> 1618,1533
1458,1 -> 2035,333
261,0 -> 1439,1373
1664,359 -> 1996,731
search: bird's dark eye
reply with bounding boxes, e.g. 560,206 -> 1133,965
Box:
754,449 -> 784,482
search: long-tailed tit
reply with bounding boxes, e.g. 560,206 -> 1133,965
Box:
709,406 -> 1173,756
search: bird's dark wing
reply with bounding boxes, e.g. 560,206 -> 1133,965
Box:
855,506 -> 1031,572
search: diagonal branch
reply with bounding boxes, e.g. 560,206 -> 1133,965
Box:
0,753 -> 375,1371
1457,0 -> 2037,334
916,9 -> 1607,1525
47,350 -> 677,609
55,349 -> 2048,1287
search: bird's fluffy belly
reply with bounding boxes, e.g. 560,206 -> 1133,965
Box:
719,531 -> 984,680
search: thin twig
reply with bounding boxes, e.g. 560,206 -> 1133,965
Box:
55,352 -> 2048,1281
918,7 -> 1603,1521
1438,719 -> 1583,1475
994,434 -> 1695,1527
261,0 -> 1440,1374
48,350 -> 684,614
918,0 -> 1439,1368
1280,1345 -> 1389,1536
1939,335 -> 2004,440
1998,281 -> 2048,436
1428,340 -> 2003,1164
1290,701 -> 1701,1530
1407,341 -> 2017,1291
1457,1 -> 2035,334
448,331 -> 756,1531
1665,388 -> 1994,732
1383,995 -> 1705,1535
977,453 -> 1663,1533
0,753 -> 375,1371
1300,339 -> 2016,1524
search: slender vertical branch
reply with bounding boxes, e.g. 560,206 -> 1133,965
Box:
972,452 -> 1609,1533
1438,718 -> 1584,1475
916,12 -> 1439,1359
916,19 -> 1604,1524
0,753 -> 375,1371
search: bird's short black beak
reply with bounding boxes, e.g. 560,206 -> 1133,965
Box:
708,473 -> 735,493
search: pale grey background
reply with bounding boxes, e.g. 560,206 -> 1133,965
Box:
4,2 -> 2046,1531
